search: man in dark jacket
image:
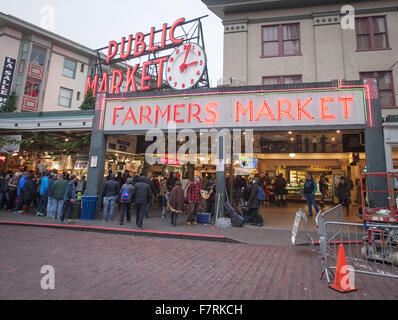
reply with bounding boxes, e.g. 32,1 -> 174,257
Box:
133,176 -> 152,230
52,174 -> 68,219
61,175 -> 77,224
0,173 -> 9,210
102,174 -> 120,221
22,173 -> 35,216
119,178 -> 135,225
336,176 -> 351,216
144,175 -> 155,218
246,178 -> 263,227
46,173 -> 58,218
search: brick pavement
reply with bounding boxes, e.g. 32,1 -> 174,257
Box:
0,225 -> 397,300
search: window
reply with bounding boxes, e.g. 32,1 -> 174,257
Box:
62,58 -> 77,79
392,147 -> 398,170
58,87 -> 73,108
262,75 -> 302,85
360,71 -> 395,107
262,23 -> 300,57
24,77 -> 41,97
30,45 -> 47,66
77,92 -> 81,101
356,16 -> 389,50
80,63 -> 85,73
21,43 -> 30,61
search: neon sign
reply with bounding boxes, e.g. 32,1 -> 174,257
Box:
88,17 -> 209,97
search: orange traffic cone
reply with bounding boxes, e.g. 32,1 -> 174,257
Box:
329,244 -> 358,293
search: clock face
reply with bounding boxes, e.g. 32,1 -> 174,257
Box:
166,42 -> 207,90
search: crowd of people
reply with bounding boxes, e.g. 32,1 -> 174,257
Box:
0,168 -> 355,228
0,169 -> 85,224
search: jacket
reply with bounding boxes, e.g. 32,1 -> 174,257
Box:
336,182 -> 350,201
23,177 -> 35,202
120,178 -> 135,204
17,175 -> 26,196
40,176 -> 49,195
64,180 -> 76,201
248,182 -> 260,209
168,185 -> 185,213
52,180 -> 68,201
133,179 -> 152,205
8,176 -> 18,191
47,177 -> 56,198
303,179 -> 317,195
0,177 -> 8,193
103,179 -> 120,197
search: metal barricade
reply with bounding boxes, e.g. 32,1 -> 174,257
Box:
316,209 -> 398,282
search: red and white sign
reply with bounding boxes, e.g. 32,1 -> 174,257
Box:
102,88 -> 367,132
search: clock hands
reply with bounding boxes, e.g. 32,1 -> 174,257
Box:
179,43 -> 199,73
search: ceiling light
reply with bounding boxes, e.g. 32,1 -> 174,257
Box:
288,131 -> 293,135
289,153 -> 296,158
337,130 -> 341,133
65,139 -> 69,142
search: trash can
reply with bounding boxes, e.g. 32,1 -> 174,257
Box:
73,200 -> 82,220
81,196 -> 98,221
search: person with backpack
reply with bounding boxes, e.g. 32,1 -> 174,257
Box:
37,172 -> 50,217
245,178 -> 264,227
102,174 -> 120,222
303,173 -> 320,218
61,175 -> 78,224
133,176 -> 152,230
119,178 -> 135,226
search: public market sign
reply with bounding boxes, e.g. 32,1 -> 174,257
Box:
87,18 -> 207,96
101,88 -> 368,132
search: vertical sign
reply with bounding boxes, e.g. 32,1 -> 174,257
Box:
0,57 -> 16,107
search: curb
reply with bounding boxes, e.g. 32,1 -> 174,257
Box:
0,220 -> 241,244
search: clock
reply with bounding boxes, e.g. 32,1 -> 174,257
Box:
166,42 -> 207,90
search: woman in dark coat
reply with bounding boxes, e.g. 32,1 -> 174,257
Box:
23,173 -> 35,215
167,180 -> 185,227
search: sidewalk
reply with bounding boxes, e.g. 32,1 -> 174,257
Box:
0,205 -> 318,246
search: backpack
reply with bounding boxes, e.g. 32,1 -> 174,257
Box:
121,188 -> 131,201
257,186 -> 266,201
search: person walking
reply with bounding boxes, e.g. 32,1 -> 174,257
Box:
186,176 -> 202,226
0,173 -> 9,210
37,172 -> 50,217
22,173 -> 35,216
14,172 -> 27,213
275,174 -> 287,207
144,175 -> 155,218
52,174 -> 68,219
46,173 -> 58,218
303,173 -> 320,218
132,176 -> 152,230
7,172 -> 19,211
246,178 -> 264,227
61,175 -> 77,224
119,178 -> 135,225
336,176 -> 351,216
168,180 -> 185,227
102,173 -> 120,222
159,178 -> 168,218
205,177 -> 216,223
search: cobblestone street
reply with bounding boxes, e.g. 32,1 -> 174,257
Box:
1,225 -> 397,300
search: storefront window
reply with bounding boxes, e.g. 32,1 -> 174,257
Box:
392,147 -> 398,169
30,45 -> 47,66
24,77 -> 41,97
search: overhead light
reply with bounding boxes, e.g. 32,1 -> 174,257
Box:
12,153 -> 18,156
290,138 -> 294,141
288,131 -> 293,135
289,153 -> 296,158
337,130 -> 341,133
65,139 -> 69,142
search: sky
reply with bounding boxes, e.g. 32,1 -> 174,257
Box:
0,0 -> 224,86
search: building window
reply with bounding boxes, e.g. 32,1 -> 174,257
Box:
24,77 -> 41,98
21,43 -> 30,61
58,87 -> 73,108
62,58 -> 77,79
360,71 -> 395,107
77,91 -> 81,101
30,45 -> 47,66
80,63 -> 85,73
262,23 -> 300,57
262,75 -> 302,85
356,16 -> 389,50
392,146 -> 398,170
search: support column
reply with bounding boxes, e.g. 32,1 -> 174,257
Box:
85,94 -> 107,213
215,136 -> 225,220
364,78 -> 387,207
